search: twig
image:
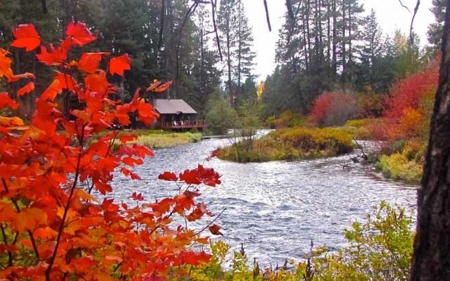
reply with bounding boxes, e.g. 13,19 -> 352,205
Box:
193,207 -> 227,236
353,138 -> 367,159
45,124 -> 86,280
409,0 -> 420,44
263,0 -> 272,31
397,0 -> 411,12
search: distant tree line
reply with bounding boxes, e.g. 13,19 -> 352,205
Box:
0,0 -> 257,118
262,0 -> 445,119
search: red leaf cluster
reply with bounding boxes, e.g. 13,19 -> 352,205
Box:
376,58 -> 440,141
179,165 -> 222,187
0,21 -> 217,280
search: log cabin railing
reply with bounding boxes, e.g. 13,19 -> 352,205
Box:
160,120 -> 206,130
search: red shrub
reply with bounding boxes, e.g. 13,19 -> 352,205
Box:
380,58 -> 440,141
309,91 -> 358,127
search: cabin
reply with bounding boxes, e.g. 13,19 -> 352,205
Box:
153,99 -> 206,131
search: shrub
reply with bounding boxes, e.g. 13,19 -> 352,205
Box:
381,57 -> 439,141
309,91 -> 358,127
219,127 -> 354,163
266,111 -> 307,129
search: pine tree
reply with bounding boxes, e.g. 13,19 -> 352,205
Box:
218,0 -> 255,107
427,0 -> 446,48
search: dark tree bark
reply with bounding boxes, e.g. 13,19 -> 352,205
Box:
410,1 -> 450,280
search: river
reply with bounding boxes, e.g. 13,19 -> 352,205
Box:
111,138 -> 417,266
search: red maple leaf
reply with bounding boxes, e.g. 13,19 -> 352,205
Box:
109,54 -> 131,76
36,44 -> 68,65
66,22 -> 96,46
158,172 -> 178,181
11,24 -> 41,52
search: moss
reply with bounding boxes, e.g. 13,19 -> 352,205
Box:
219,127 -> 354,163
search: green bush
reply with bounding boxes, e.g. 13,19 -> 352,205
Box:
171,202 -> 414,281
376,152 -> 422,184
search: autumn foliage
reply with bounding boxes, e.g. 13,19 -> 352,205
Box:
377,58 -> 440,141
308,91 -> 358,127
0,22 -> 220,280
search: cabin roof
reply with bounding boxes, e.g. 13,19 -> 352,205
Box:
153,99 -> 197,115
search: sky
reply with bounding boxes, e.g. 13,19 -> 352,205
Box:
243,0 -> 435,81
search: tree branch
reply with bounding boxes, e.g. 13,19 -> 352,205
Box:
409,0 -> 420,44
45,125 -> 85,280
397,0 -> 411,12
263,0 -> 272,31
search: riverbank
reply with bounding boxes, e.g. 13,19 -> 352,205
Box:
107,130 -> 202,149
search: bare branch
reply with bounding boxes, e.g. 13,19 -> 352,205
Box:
263,0 -> 272,31
398,0 -> 411,12
409,0 -> 420,44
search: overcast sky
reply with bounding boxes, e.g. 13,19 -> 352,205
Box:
243,0 -> 435,81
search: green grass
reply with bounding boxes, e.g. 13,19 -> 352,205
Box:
97,129 -> 202,150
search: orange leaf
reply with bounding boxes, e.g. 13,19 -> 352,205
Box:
0,92 -> 18,109
40,80 -> 62,101
208,224 -> 223,236
85,71 -> 109,93
11,24 -> 41,52
33,227 -> 58,239
7,72 -> 36,82
17,82 -> 34,97
66,22 -> 96,46
0,48 -> 13,78
13,208 -> 48,232
0,201 -> 17,222
78,52 -> 109,73
0,116 -> 24,127
153,81 -> 173,93
109,54 -> 131,76
146,80 -> 162,92
36,44 -> 68,65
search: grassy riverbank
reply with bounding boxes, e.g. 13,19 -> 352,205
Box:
129,130 -> 202,149
219,127 -> 354,163
101,130 -> 202,149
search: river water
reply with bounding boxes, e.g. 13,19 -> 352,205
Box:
111,138 -> 417,266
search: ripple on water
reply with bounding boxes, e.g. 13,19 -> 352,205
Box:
111,137 -> 417,266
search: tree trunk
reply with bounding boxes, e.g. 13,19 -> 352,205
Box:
332,0 -> 337,82
341,0 -> 346,92
410,1 -> 450,280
